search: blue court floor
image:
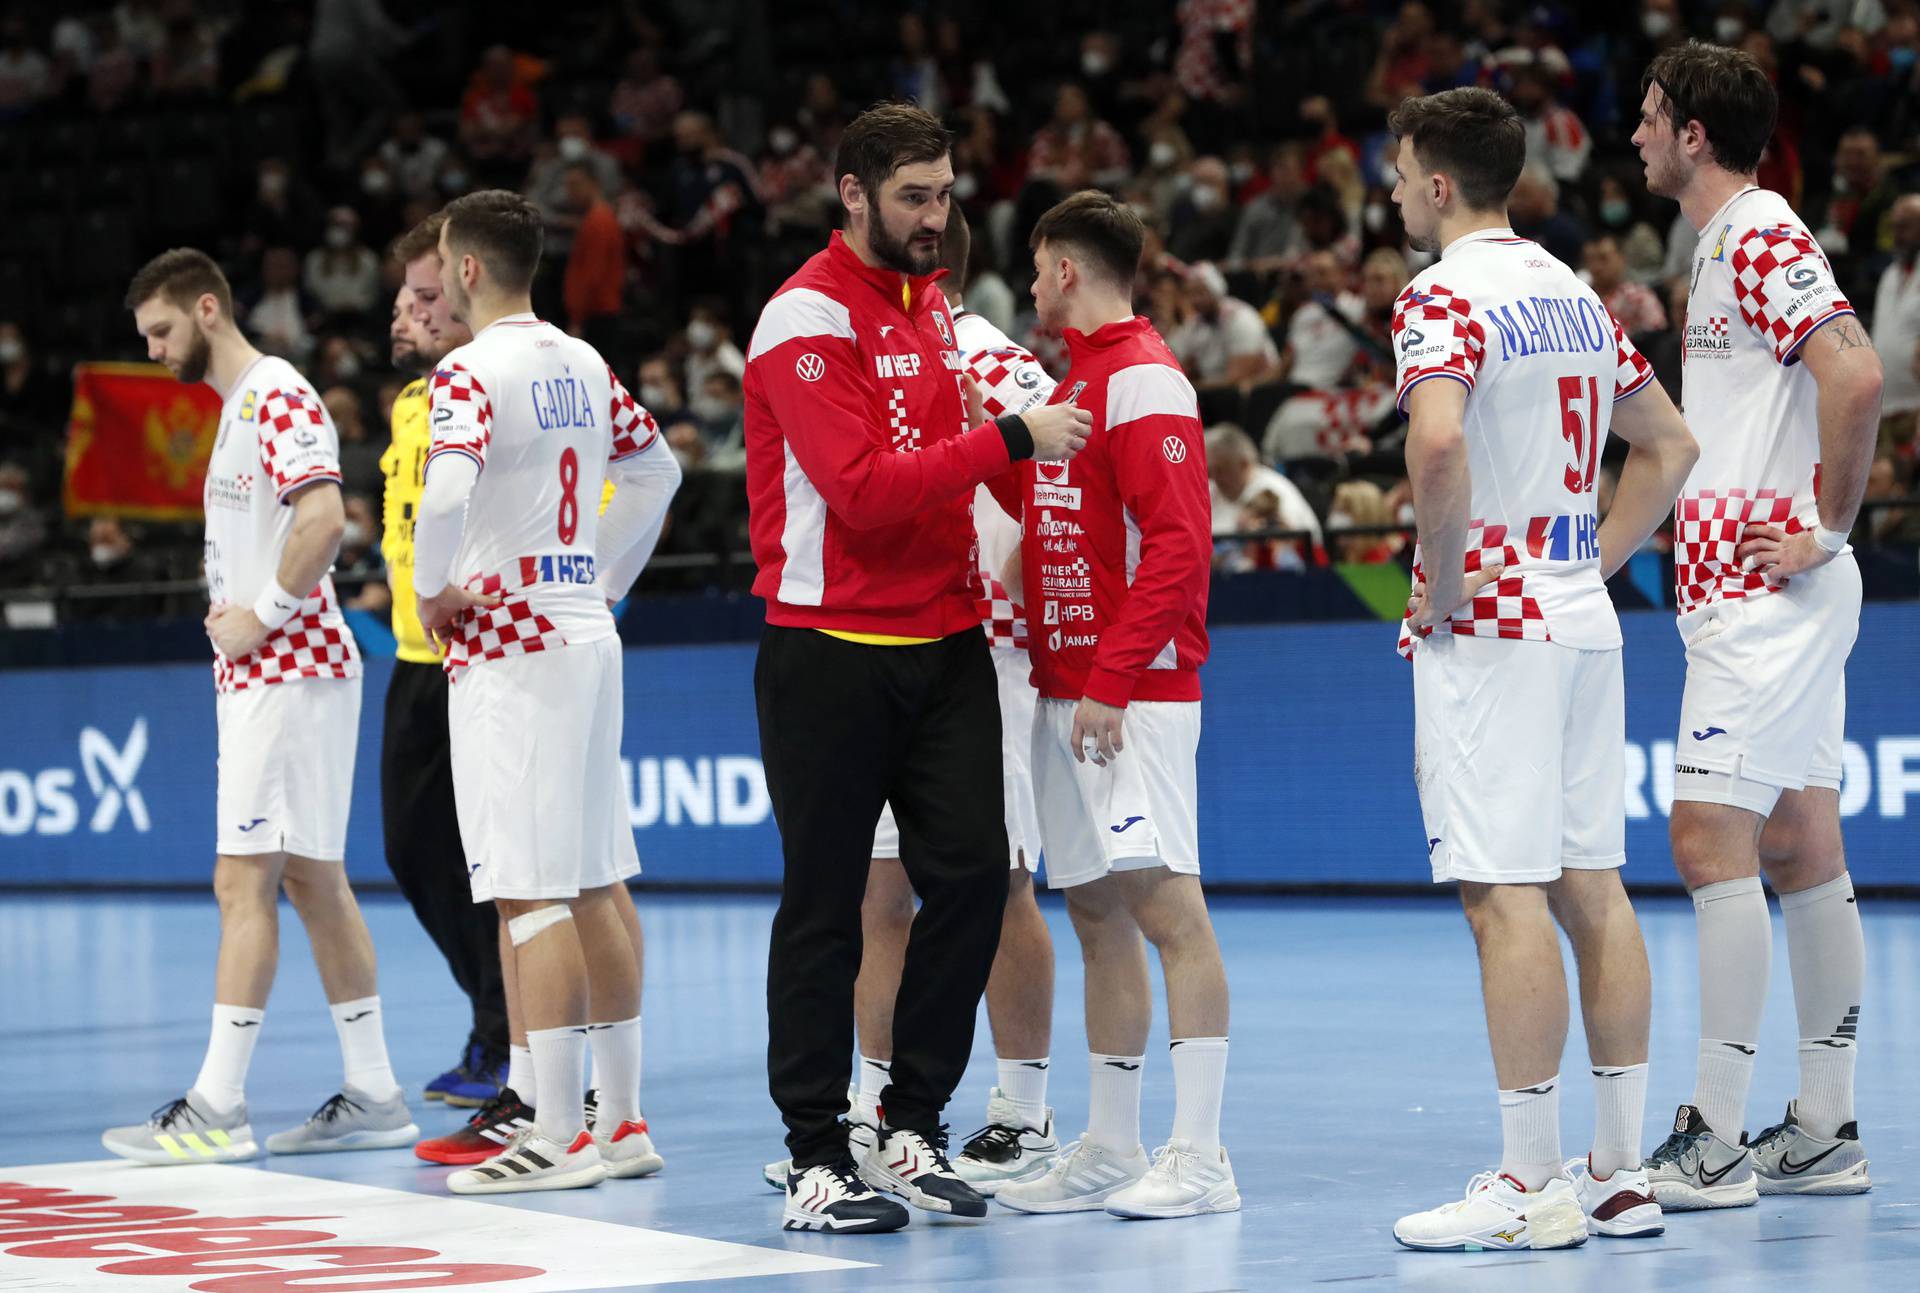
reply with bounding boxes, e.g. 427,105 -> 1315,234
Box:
3,890 -> 1917,1291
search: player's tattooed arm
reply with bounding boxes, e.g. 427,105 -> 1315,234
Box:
1827,320 -> 1873,353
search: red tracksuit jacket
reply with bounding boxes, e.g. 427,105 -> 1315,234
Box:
988,315 -> 1211,706
744,231 -> 1015,637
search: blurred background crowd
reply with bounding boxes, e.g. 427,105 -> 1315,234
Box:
0,0 -> 1916,625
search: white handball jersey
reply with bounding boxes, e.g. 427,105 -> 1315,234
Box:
1674,187 -> 1855,614
955,307 -> 1056,652
427,313 -> 660,679
1392,228 -> 1654,658
203,354 -> 360,694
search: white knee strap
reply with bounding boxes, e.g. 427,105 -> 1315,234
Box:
507,905 -> 573,946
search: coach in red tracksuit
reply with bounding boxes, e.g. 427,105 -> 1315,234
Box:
743,103 -> 1091,1231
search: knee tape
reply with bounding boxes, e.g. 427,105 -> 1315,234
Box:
506,905 -> 573,946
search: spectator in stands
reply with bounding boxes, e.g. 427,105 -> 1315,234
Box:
1206,424 -> 1322,572
797,71 -> 850,159
338,493 -> 377,572
1299,96 -> 1360,185
1170,262 -> 1281,392
1297,185 -> 1362,269
1584,234 -> 1667,338
1508,165 -> 1585,267
1593,170 -> 1667,284
305,208 -> 382,323
1168,156 -> 1238,264
608,45 -> 683,152
0,464 -> 45,577
1027,82 -> 1132,190
83,12 -> 138,112
1874,195 -> 1920,433
0,18 -> 52,116
1175,0 -> 1253,105
1859,454 -> 1920,544
528,113 -> 625,227
1510,63 -> 1591,184
310,0 -> 407,168
1326,479 -> 1403,563
1366,3 -> 1438,111
759,120 -> 836,237
682,300 -> 745,400
247,248 -> 314,362
323,386 -> 383,498
379,113 -> 452,201
115,1 -> 166,63
1282,252 -> 1366,391
1768,0 -> 1889,50
562,163 -> 626,349
665,109 -> 763,301
0,323 -> 64,482
460,45 -> 539,169
963,233 -> 1018,335
1229,144 -> 1307,271
1352,249 -> 1411,385
693,370 -> 745,465
636,354 -> 684,421
151,10 -> 218,99
243,159 -> 321,257
1820,127 -> 1900,301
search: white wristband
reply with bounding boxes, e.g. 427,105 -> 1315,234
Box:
1812,525 -> 1848,555
251,579 -> 302,631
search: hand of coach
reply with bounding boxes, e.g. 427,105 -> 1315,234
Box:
1022,401 -> 1094,462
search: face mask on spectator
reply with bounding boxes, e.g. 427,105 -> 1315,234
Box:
441,169 -> 469,193
0,339 -> 21,364
341,520 -> 369,550
691,393 -> 733,422
1892,47 -> 1918,73
1642,12 -> 1673,39
361,168 -> 391,196
1714,17 -> 1744,43
1327,509 -> 1355,529
558,135 -> 589,161
259,171 -> 287,198
1149,140 -> 1178,170
1230,161 -> 1254,186
768,127 -> 798,156
334,354 -> 361,379
1602,199 -> 1631,226
0,488 -> 21,516
1397,501 -> 1416,526
1081,50 -> 1111,77
952,171 -> 978,201
1363,202 -> 1387,233
325,226 -> 353,250
1191,184 -> 1224,213
641,382 -> 676,409
91,543 -> 122,567
686,320 -> 719,350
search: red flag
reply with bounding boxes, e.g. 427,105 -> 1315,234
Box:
64,362 -> 222,520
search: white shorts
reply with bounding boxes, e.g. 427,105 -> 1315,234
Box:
1030,696 -> 1200,890
1413,635 -> 1625,886
1673,554 -> 1860,817
216,675 -> 361,862
872,647 -> 1042,871
449,637 -> 640,902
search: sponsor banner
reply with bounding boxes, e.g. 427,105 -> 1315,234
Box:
65,363 -> 223,521
1,607 -> 1916,887
0,1160 -> 865,1290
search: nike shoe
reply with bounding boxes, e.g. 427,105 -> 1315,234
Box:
858,1125 -> 988,1218
102,1091 -> 259,1165
266,1087 -> 419,1154
1644,1104 -> 1759,1210
1393,1171 -> 1587,1251
953,1088 -> 1059,1195
1749,1102 -> 1871,1196
446,1126 -> 606,1194
425,1039 -> 506,1108
782,1158 -> 910,1233
1565,1157 -> 1664,1237
996,1136 -> 1149,1214
1104,1139 -> 1241,1219
415,1088 -> 534,1165
596,1116 -> 665,1178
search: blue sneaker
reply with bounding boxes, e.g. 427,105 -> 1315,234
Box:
425,1040 -> 506,1108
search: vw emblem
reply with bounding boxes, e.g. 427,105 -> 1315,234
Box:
795,353 -> 826,382
1162,436 -> 1187,464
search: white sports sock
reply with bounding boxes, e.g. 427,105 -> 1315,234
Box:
1087,1053 -> 1144,1153
1692,875 -> 1770,1140
329,996 -> 401,1102
1498,1075 -> 1562,1192
996,1056 -> 1050,1131
588,1017 -> 642,1128
1780,874 -> 1863,1139
192,1004 -> 264,1115
1169,1037 -> 1228,1155
856,1055 -> 889,1123
527,1025 -> 588,1144
1589,1063 -> 1648,1179
506,1044 -> 534,1105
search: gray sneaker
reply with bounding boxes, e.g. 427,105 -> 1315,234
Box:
1750,1102 -> 1870,1195
102,1090 -> 259,1165
1644,1104 -> 1758,1210
266,1087 -> 419,1155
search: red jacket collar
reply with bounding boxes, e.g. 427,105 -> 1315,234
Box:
827,229 -> 948,316
1063,314 -> 1152,358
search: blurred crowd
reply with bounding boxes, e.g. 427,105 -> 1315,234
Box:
0,0 -> 1917,620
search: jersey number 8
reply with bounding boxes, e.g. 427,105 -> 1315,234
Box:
557,447 -> 580,543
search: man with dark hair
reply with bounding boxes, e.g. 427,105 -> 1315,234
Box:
744,101 -> 1092,1233
1633,41 -> 1883,1209
1383,87 -> 1699,1250
989,189 -> 1234,1222
413,192 -> 681,1194
104,248 -> 419,1165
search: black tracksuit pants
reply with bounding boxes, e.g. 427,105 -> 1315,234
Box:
757,625 -> 1009,1167
381,659 -> 508,1048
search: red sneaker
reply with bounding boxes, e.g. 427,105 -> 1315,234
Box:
414,1088 -> 534,1165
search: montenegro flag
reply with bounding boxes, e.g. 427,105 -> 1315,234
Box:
64,363 -> 222,520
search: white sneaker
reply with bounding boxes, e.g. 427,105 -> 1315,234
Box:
446,1126 -> 606,1194
1643,1104 -> 1759,1210
995,1136 -> 1149,1214
1566,1157 -> 1664,1237
763,1090 -> 876,1192
781,1158 -> 909,1233
858,1126 -> 988,1218
1393,1171 -> 1588,1251
953,1088 -> 1059,1195
595,1116 -> 665,1179
1104,1139 -> 1241,1219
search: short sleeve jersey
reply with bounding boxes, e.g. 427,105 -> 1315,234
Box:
1391,229 -> 1654,658
426,313 -> 659,680
202,355 -> 361,694
1673,188 -> 1854,614
955,308 -> 1055,651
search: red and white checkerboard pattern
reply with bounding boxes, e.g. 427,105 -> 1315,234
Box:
1392,282 -> 1487,410
1672,487 -> 1806,613
886,386 -> 919,451
1611,314 -> 1655,400
608,367 -> 660,460
973,573 -> 1028,649
1397,519 -> 1545,658
256,387 -> 341,500
215,607 -> 361,694
964,346 -> 1041,419
1730,226 -> 1853,364
440,561 -> 570,682
427,363 -> 493,467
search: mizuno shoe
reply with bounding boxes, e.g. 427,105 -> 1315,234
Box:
102,1090 -> 259,1165
266,1086 -> 419,1154
1644,1104 -> 1758,1210
1393,1171 -> 1587,1251
415,1087 -> 535,1165
1749,1102 -> 1870,1195
1565,1157 -> 1664,1237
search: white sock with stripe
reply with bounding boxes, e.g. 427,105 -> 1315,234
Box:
192,1003 -> 264,1116
1498,1075 -> 1563,1192
527,1025 -> 589,1144
329,996 -> 401,1102
996,1056 -> 1050,1131
856,1055 -> 890,1124
588,1017 -> 642,1128
507,1043 -> 535,1105
1169,1037 -> 1228,1155
1087,1053 -> 1145,1153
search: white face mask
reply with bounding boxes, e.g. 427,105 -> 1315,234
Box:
686,320 -> 718,350
1714,17 -> 1744,44
334,354 -> 361,379
1190,184 -> 1223,213
91,543 -> 122,567
1081,50 -> 1111,77
1149,139 -> 1178,169
768,127 -> 798,156
1642,12 -> 1673,39
341,521 -> 368,549
0,339 -> 21,364
1397,501 -> 1417,526
1363,203 -> 1387,232
1230,161 -> 1253,185
952,171 -> 978,201
558,135 -> 589,161
1327,509 -> 1356,529
325,226 -> 352,249
0,488 -> 21,516
361,169 -> 390,196
691,393 -> 733,422
639,381 -> 675,409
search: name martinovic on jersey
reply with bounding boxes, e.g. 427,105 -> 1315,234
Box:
1480,295 -> 1613,359
531,370 -> 599,430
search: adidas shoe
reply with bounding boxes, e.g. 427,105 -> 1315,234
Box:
447,1126 -> 606,1194
102,1091 -> 258,1165
415,1088 -> 534,1165
596,1116 -> 665,1178
859,1125 -> 988,1218
953,1088 -> 1059,1194
1750,1102 -> 1871,1196
783,1158 -> 910,1233
266,1087 -> 419,1154
1104,1139 -> 1241,1219
1644,1104 -> 1758,1210
584,1087 -> 597,1133
996,1135 -> 1149,1214
1393,1171 -> 1587,1251
1566,1157 -> 1664,1237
